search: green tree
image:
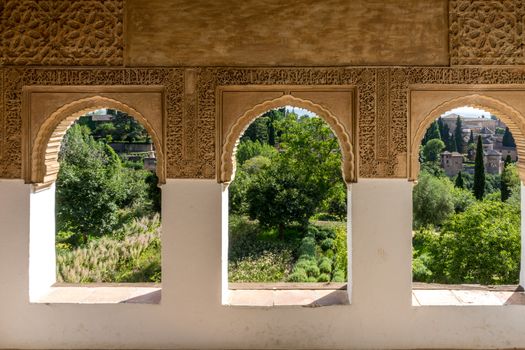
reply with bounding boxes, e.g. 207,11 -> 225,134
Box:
241,116 -> 270,144
246,159 -> 320,237
440,123 -> 451,151
454,172 -> 464,189
413,172 -> 455,228
473,135 -> 485,200
244,113 -> 344,236
235,139 -> 277,166
502,127 -> 516,147
422,139 -> 445,162
468,130 -> 474,145
454,116 -> 464,153
56,124 -> 125,243
422,121 -> 441,145
501,160 -> 520,202
436,200 -> 520,284
85,110 -> 151,143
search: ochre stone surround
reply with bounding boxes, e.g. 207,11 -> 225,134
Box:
2,1 -> 525,181
4,67 -> 525,181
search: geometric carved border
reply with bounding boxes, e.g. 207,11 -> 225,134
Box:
4,66 -> 525,180
24,93 -> 165,189
1,68 -> 185,180
219,94 -> 355,184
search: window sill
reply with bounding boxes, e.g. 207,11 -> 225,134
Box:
227,283 -> 349,307
32,283 -> 161,304
412,283 -> 525,306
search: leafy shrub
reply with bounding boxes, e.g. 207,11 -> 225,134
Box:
304,264 -> 320,278
228,215 -> 295,282
333,225 -> 347,278
413,172 -> 455,228
331,269 -> 345,282
318,257 -> 332,274
412,252 -> 433,282
321,238 -> 335,251
317,273 -> 330,282
437,200 -> 520,284
287,269 -> 308,282
298,236 -> 317,258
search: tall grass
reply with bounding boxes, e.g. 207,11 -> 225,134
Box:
57,215 -> 161,283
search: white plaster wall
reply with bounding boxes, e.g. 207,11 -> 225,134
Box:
1,179 -> 525,349
520,182 -> 525,287
29,184 -> 56,300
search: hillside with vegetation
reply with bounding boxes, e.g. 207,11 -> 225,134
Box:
56,110 -> 161,283
413,115 -> 521,285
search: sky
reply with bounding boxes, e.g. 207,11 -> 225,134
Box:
285,106 -> 317,117
287,105 -> 493,119
442,106 -> 491,118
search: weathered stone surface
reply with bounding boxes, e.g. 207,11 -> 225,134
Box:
125,0 -> 449,67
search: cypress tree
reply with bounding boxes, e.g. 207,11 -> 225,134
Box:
438,118 -> 445,139
455,116 -> 464,153
442,124 -> 451,151
473,135 -> 485,200
468,130 -> 474,145
422,121 -> 441,145
504,154 -> 512,166
455,172 -> 464,189
502,127 -> 516,147
501,155 -> 513,202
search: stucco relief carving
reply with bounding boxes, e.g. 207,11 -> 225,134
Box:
204,67 -> 391,178
30,96 -> 165,190
1,0 -> 123,66
4,67 -> 525,180
449,0 -> 525,65
1,68 -> 187,179
220,95 -> 355,185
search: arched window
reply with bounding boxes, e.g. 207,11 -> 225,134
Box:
412,105 -> 523,306
223,106 -> 351,306
29,103 -> 162,304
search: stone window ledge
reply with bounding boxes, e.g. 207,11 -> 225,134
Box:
412,283 -> 525,306
227,283 -> 349,307
32,283 -> 161,304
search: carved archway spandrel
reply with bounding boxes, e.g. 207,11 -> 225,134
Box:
219,94 -> 355,185
29,96 -> 165,189
410,93 -> 525,182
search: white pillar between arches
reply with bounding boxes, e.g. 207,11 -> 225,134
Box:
520,182 -> 525,288
221,184 -> 229,304
29,184 -> 56,301
346,184 -> 353,302
351,179 -> 413,308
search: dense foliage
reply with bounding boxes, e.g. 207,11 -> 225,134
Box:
229,108 -> 348,282
56,111 -> 161,282
414,114 -> 521,285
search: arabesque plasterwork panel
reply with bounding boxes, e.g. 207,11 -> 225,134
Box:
450,0 -> 525,65
1,0 -> 123,66
0,68 -> 186,179
4,67 -> 525,180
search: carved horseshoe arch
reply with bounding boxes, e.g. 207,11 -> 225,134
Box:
220,95 -> 355,185
31,96 -> 165,190
410,94 -> 525,181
